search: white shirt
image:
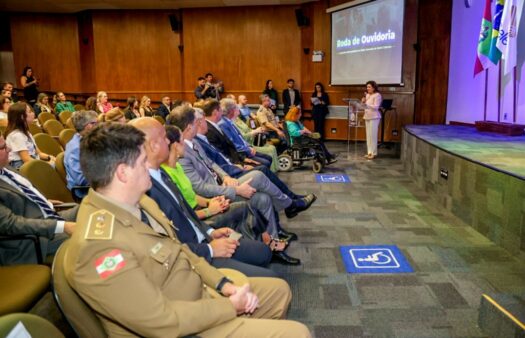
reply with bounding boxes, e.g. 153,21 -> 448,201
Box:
149,168 -> 214,257
0,111 -> 6,120
0,168 -> 64,233
6,130 -> 38,162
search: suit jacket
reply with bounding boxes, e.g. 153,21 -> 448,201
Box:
65,189 -> 239,337
179,141 -> 238,201
205,120 -> 244,164
147,171 -> 214,261
194,136 -> 244,178
282,88 -> 301,115
0,176 -> 76,265
156,104 -> 171,119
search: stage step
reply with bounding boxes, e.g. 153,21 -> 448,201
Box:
475,121 -> 525,136
479,294 -> 525,338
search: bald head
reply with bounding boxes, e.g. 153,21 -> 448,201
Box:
128,117 -> 169,169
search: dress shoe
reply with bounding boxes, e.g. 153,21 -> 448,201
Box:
285,194 -> 317,218
272,251 -> 301,265
278,229 -> 298,242
327,157 -> 338,165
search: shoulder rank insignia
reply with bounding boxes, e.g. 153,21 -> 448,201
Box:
85,210 -> 115,240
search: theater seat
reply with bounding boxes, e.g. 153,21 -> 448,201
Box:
52,241 -> 108,338
43,120 -> 65,138
58,129 -> 75,148
58,111 -> 73,126
34,133 -> 63,157
0,313 -> 64,338
19,159 -> 74,203
0,265 -> 51,315
28,122 -> 43,135
37,112 -> 56,126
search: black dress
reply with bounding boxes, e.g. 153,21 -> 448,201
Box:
23,76 -> 39,103
311,92 -> 329,140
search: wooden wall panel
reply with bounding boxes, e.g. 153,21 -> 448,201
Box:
10,14 -> 82,93
91,10 -> 183,100
181,6 -> 301,103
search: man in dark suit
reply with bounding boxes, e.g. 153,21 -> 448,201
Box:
156,95 -> 172,119
282,78 -> 301,115
130,117 -> 278,277
0,134 -> 77,265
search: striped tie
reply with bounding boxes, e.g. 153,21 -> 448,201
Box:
1,169 -> 64,220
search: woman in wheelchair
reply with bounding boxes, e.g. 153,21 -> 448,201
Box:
284,106 -> 337,165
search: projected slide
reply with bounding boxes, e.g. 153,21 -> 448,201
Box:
331,0 -> 404,85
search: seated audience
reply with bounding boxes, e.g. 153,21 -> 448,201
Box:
169,105 -> 311,264
0,133 -> 76,265
139,95 -> 153,116
55,91 -> 76,114
257,94 -> 287,153
2,82 -> 17,102
85,96 -> 97,112
98,107 -> 126,124
65,122 -> 310,338
130,117 -> 277,277
96,91 -> 113,114
219,98 -> 273,168
123,96 -> 141,120
285,107 -> 337,164
64,110 -> 98,199
5,102 -> 55,169
0,95 -> 11,127
156,95 -> 172,119
33,93 -> 52,116
237,94 -> 253,121
204,99 -> 261,167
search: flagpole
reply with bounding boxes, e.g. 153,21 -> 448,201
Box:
498,62 -> 502,122
513,66 -> 517,123
484,70 -> 488,121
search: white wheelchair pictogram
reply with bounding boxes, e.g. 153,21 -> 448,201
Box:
320,175 -> 344,182
357,251 -> 392,265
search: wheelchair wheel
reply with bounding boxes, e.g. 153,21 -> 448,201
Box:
278,154 -> 294,171
312,159 -> 324,173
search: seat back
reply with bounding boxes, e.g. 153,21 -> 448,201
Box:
58,129 -> 76,148
58,111 -> 73,125
37,112 -> 56,125
19,159 -> 74,202
33,133 -> 63,157
65,117 -> 74,129
74,104 -> 85,111
153,115 -> 165,125
28,122 -> 43,135
0,313 -> 64,338
55,152 -> 67,184
43,119 -> 64,137
52,241 -> 107,338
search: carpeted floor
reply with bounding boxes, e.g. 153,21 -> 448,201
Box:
404,125 -> 525,179
31,141 -> 525,337
274,141 -> 525,338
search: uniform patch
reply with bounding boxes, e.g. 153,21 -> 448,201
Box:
95,249 -> 125,278
85,210 -> 115,240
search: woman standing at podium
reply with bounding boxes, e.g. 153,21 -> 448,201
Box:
361,80 -> 382,159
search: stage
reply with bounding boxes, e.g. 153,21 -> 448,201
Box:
401,124 -> 525,257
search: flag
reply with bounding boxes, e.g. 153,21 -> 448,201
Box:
488,0 -> 505,65
474,0 -> 493,76
496,0 -> 522,74
95,249 -> 126,279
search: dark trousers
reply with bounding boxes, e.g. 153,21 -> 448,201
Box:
248,152 -> 273,168
313,114 -> 326,141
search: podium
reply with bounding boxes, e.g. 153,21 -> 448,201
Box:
342,98 -> 365,160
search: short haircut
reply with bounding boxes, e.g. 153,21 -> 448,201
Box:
165,125 -> 182,145
167,105 -> 196,131
259,94 -> 269,102
80,123 -> 145,190
197,76 -> 205,81
71,110 -> 98,132
205,73 -> 213,78
202,99 -> 220,117
220,98 -> 237,116
287,78 -> 295,83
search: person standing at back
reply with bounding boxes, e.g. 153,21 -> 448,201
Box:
263,80 -> 278,114
310,82 -> 330,141
20,66 -> 39,105
282,78 -> 301,116
361,80 -> 382,160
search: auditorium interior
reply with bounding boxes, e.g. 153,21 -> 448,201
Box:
0,0 -> 524,337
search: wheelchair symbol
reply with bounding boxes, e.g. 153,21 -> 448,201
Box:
321,175 -> 343,182
357,251 -> 392,265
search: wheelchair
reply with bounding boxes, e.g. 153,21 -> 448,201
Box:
277,123 -> 327,173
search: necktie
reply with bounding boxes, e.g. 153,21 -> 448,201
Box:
1,169 -> 64,220
192,144 -> 223,185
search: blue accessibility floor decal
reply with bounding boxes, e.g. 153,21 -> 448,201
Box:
315,173 -> 350,183
339,245 -> 413,274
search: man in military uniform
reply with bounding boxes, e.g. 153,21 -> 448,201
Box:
64,123 -> 311,337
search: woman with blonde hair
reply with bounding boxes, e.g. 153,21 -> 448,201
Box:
139,95 -> 153,117
96,91 -> 113,114
34,93 -> 52,117
284,106 -> 336,164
